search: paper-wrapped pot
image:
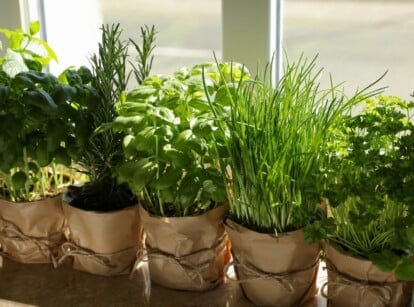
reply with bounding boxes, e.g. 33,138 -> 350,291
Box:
0,196 -> 65,263
323,243 -> 413,307
138,204 -> 230,291
225,219 -> 320,306
59,193 -> 142,276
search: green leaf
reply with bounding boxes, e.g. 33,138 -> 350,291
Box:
54,147 -> 71,166
30,36 -> 58,63
126,85 -> 157,100
175,129 -> 193,148
116,158 -> 158,192
186,139 -> 208,155
2,49 -> 28,77
29,21 -> 40,36
178,174 -> 201,209
34,142 -> 52,167
191,117 -> 215,137
111,115 -> 145,131
47,121 -> 66,152
395,257 -> 414,281
154,168 -> 182,189
117,101 -> 151,116
159,188 -> 176,204
27,162 -> 39,174
9,31 -> 24,49
12,171 -> 27,190
23,88 -> 58,113
202,179 -> 217,194
368,250 -> 400,272
162,145 -> 188,168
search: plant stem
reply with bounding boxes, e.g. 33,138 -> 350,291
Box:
22,145 -> 30,199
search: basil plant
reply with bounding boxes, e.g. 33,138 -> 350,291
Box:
0,21 -> 95,201
112,62 -> 248,217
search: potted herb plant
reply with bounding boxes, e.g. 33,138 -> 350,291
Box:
0,21 -> 86,263
57,24 -> 157,276
317,95 -> 414,306
110,62 -> 245,291
206,55 -> 383,306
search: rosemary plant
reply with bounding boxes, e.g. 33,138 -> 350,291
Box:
207,55 -> 383,234
129,25 -> 156,85
68,24 -> 156,211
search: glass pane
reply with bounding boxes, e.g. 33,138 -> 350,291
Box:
43,0 -> 221,83
100,0 -> 221,75
284,1 -> 414,99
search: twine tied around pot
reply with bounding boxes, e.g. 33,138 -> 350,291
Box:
228,255 -> 319,294
0,217 -> 61,263
54,241 -> 137,272
131,234 -> 227,301
321,260 -> 393,307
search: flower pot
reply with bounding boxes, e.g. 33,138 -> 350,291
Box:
0,196 -> 65,263
225,219 -> 320,306
58,191 -> 142,276
323,243 -> 413,307
137,205 -> 230,291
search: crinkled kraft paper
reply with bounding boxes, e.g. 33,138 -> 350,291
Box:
324,243 -> 413,307
139,205 -> 230,291
225,219 -> 320,306
61,199 -> 142,276
0,196 -> 65,263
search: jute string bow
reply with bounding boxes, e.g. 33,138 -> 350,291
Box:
321,260 -> 393,307
227,255 -> 319,294
0,217 -> 62,262
131,234 -> 227,301
54,241 -> 137,272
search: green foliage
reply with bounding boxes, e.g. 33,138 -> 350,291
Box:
129,25 -> 157,85
112,62 -> 247,216
0,21 -> 57,76
208,55 -> 383,234
69,24 -> 156,211
0,22 -> 95,201
322,94 -> 414,280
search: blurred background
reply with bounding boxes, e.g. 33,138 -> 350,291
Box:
1,0 -> 413,98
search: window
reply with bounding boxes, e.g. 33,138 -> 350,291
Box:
2,0 -> 413,97
284,1 -> 414,98
43,0 -> 222,80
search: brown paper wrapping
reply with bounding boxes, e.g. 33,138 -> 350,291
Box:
60,199 -> 142,276
138,205 -> 230,291
323,243 -> 413,307
0,196 -> 65,263
225,219 -> 320,306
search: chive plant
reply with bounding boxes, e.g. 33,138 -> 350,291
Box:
207,55 -> 383,234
